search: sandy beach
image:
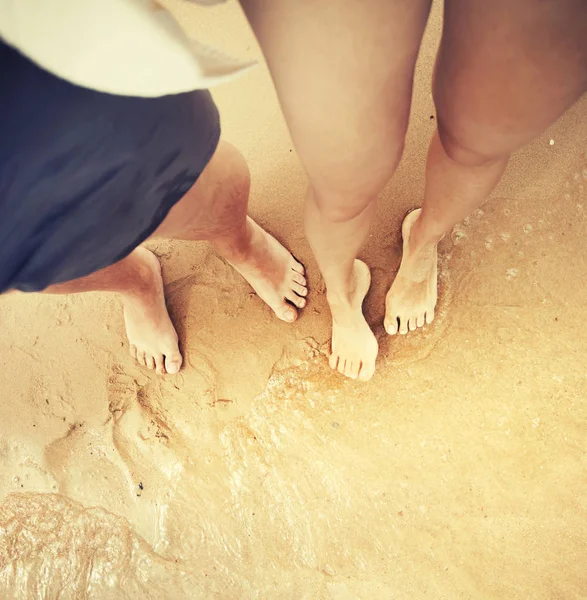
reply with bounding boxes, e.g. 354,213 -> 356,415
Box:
1,2 -> 587,598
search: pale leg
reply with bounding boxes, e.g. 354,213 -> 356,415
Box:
241,0 -> 431,379
385,0 -> 587,334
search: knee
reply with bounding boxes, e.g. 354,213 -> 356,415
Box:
311,188 -> 375,222
432,69 -> 521,167
435,117 -> 511,168
309,140 -> 405,223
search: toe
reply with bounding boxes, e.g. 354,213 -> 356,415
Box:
384,312 -> 399,335
358,360 -> 375,382
399,317 -> 409,335
287,292 -> 306,309
292,272 -> 306,286
154,355 -> 165,375
343,360 -> 352,378
136,350 -> 146,366
291,261 -> 305,274
347,361 -> 359,380
408,317 -> 417,331
385,316 -> 399,335
145,355 -> 155,370
129,344 -> 137,358
274,302 -> 297,323
329,353 -> 339,370
425,309 -> 435,324
337,359 -> 346,375
164,351 -> 182,375
292,282 -> 308,297
416,314 -> 425,328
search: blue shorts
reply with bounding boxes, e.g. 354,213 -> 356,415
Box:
0,41 -> 220,293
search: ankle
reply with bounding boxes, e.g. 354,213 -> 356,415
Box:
121,257 -> 160,303
409,215 -> 444,251
121,280 -> 155,306
327,281 -> 361,313
327,290 -> 353,310
213,219 -> 256,265
327,297 -> 357,328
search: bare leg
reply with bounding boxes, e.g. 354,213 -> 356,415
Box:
43,141 -> 307,374
384,133 -> 508,334
241,0 -> 431,380
385,0 -> 587,335
153,141 -> 307,322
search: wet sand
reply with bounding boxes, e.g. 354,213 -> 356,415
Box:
1,2 -> 587,599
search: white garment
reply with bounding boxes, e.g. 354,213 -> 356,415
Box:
0,0 -> 254,96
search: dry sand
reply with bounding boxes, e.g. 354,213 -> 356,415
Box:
1,2 -> 587,599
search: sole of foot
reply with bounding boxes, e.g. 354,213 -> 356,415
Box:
123,247 -> 182,375
384,208 -> 438,336
328,259 -> 378,381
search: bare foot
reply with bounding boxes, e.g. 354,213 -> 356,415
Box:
227,217 -> 308,322
328,260 -> 378,381
122,248 -> 182,375
384,208 -> 438,335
